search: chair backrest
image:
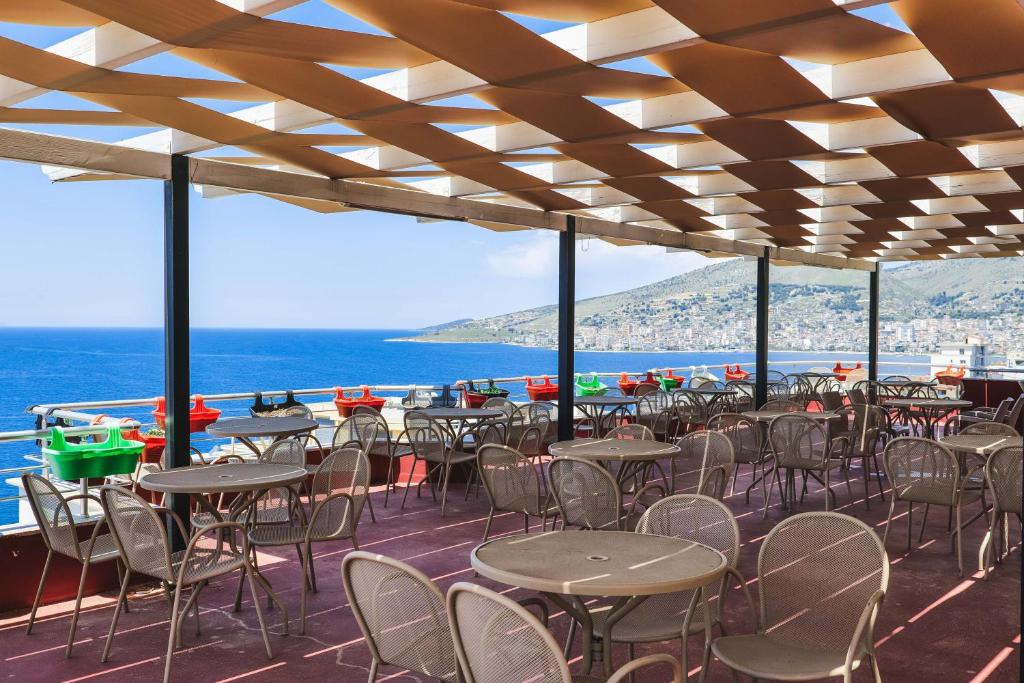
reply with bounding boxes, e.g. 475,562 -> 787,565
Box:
819,391 -> 844,412
477,444 -> 544,515
1004,394 -> 1024,429
333,414 -> 381,450
548,456 -> 623,530
259,437 -> 307,466
766,381 -> 790,399
481,397 -> 516,419
760,398 -> 803,412
405,410 -> 449,460
605,424 -> 655,441
672,388 -> 708,425
843,367 -> 868,389
448,581 -> 571,683
782,375 -> 813,404
833,403 -> 889,454
309,447 -> 370,536
758,512 -> 888,656
351,404 -> 382,417
22,473 -> 84,561
99,485 -> 174,582
768,414 -> 827,470
638,494 -> 739,569
707,413 -> 760,464
766,370 -> 786,382
883,437 -> 959,504
474,418 -> 508,448
847,388 -> 867,405
516,418 -> 549,457
675,430 -> 735,498
881,375 -> 911,383
691,378 -> 724,390
635,392 -> 671,434
961,421 -> 1020,437
986,445 -> 1022,515
342,551 -> 459,682
633,382 -> 658,397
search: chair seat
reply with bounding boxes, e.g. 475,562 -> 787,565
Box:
590,589 -> 707,643
893,483 -> 983,506
169,546 -> 245,586
78,533 -> 120,564
712,634 -> 863,681
248,515 -> 356,546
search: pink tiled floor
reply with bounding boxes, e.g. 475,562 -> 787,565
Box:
1,463 -> 1019,682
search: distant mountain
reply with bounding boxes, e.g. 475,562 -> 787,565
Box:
411,257 -> 1023,352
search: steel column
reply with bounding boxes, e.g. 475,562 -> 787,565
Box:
755,251 -> 769,409
868,265 -> 880,382
164,154 -> 191,549
557,215 -> 576,441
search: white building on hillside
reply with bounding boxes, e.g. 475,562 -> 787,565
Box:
930,335 -> 987,377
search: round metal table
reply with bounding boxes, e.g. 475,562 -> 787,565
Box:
741,410 -> 834,423
940,435 -> 1023,458
689,387 -> 737,411
573,396 -> 640,435
885,398 -> 972,438
140,463 -> 308,620
472,530 -> 725,676
548,437 -> 679,462
417,407 -> 504,421
207,416 -> 319,456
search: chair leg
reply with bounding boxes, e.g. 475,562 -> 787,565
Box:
382,456 -> 396,508
367,659 -> 379,683
869,652 -> 882,682
26,550 -> 52,635
955,503 -> 964,577
881,497 -> 897,548
65,557 -> 93,658
245,563 -> 274,659
873,455 -> 886,502
439,463 -> 452,517
400,457 -> 418,509
163,583 -> 184,683
906,503 -> 913,552
102,570 -> 132,663
299,542 -> 312,635
980,508 -> 997,580
364,489 -> 376,523
233,560 -> 246,612
918,504 -> 930,544
762,466 -> 780,520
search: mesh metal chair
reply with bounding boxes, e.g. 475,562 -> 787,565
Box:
516,412 -> 550,460
548,456 -> 648,531
882,437 -> 985,576
709,512 -> 888,683
669,430 -> 735,500
592,494 -> 749,678
831,404 -> 889,510
342,551 -> 460,682
764,414 -> 851,518
726,380 -> 754,412
248,447 -> 370,632
99,486 -> 272,683
448,581 -> 682,683
477,443 -> 556,540
633,382 -> 659,398
509,402 -> 550,449
402,410 -> 476,517
960,421 -> 1020,437
980,445 -> 1022,578
707,412 -> 764,499
21,474 -> 124,657
671,389 -> 708,439
604,424 -> 659,493
349,408 -> 413,508
636,391 -> 672,441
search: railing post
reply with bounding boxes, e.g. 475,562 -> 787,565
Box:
868,265 -> 880,383
755,250 -> 769,409
164,153 -> 191,549
557,215 -> 576,441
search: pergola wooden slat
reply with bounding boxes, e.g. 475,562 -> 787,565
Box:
0,0 -> 1020,264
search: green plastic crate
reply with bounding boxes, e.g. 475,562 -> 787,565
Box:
43,425 -> 143,481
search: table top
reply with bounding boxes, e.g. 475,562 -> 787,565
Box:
742,410 -> 835,422
940,434 -> 1023,455
207,416 -> 319,438
689,388 -> 737,396
801,372 -> 840,378
472,531 -> 726,597
140,463 -> 308,494
574,395 -> 640,406
885,398 -> 972,409
548,438 -> 680,461
417,407 -> 504,420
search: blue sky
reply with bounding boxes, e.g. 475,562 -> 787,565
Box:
0,3 -> 909,328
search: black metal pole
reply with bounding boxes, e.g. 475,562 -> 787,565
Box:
868,265 -> 880,383
755,251 -> 769,409
164,154 -> 191,549
557,215 -> 576,441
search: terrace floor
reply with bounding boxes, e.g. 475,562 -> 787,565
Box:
1,463 -> 1019,683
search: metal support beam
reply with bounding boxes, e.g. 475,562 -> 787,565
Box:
868,265 -> 880,383
164,153 -> 191,549
557,215 -> 576,441
755,251 -> 770,410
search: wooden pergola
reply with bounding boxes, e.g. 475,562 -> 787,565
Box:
1,0 -> 1022,539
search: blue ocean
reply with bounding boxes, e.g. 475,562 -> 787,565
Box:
0,328 -> 925,523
